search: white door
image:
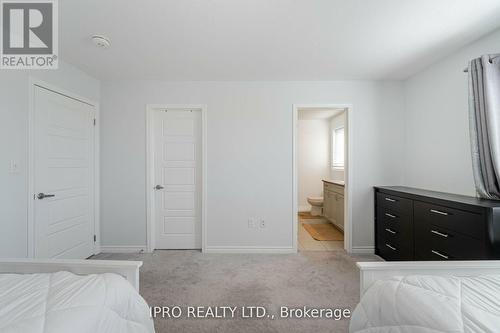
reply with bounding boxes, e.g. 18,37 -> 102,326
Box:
154,109 -> 202,249
33,86 -> 95,259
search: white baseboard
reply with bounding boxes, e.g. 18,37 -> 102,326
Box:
204,246 -> 296,254
350,246 -> 375,254
99,246 -> 147,253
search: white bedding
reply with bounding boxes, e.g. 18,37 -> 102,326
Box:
350,275 -> 500,333
0,271 -> 154,333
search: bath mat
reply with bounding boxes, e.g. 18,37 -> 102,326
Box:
302,223 -> 344,241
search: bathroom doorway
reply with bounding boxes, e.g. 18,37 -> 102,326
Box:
292,105 -> 352,252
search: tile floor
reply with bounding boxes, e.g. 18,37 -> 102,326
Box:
298,215 -> 344,251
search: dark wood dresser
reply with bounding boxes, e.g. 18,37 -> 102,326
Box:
374,186 -> 500,261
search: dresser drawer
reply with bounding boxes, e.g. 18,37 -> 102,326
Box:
376,192 -> 412,215
414,201 -> 484,240
376,235 -> 412,261
377,208 -> 411,230
377,221 -> 412,250
377,218 -> 404,238
376,215 -> 413,261
427,225 -> 485,260
377,210 -> 412,254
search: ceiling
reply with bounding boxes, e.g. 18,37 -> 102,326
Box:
59,0 -> 500,81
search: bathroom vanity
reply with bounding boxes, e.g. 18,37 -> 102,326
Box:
323,180 -> 345,230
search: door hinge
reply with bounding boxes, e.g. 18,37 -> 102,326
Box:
93,118 -> 96,126
93,235 -> 97,242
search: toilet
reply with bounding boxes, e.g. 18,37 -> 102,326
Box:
307,196 -> 324,216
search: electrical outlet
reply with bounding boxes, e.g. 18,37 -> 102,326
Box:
9,160 -> 19,174
248,218 -> 257,228
259,219 -> 266,228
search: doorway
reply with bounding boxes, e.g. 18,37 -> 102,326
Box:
146,105 -> 207,251
29,83 -> 97,259
293,104 -> 352,253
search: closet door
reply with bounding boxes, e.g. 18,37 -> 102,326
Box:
33,86 -> 95,259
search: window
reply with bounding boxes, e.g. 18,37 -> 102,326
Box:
332,127 -> 344,168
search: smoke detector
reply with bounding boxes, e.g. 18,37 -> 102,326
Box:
91,35 -> 111,49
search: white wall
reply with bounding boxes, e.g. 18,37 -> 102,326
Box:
100,80 -> 405,251
329,111 -> 346,182
2,26 -> 497,257
403,28 -> 500,196
0,62 -> 100,258
297,119 -> 330,211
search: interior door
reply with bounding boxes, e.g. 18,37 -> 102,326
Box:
154,109 -> 202,249
33,86 -> 95,259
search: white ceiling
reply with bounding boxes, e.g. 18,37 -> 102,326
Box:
60,0 -> 500,81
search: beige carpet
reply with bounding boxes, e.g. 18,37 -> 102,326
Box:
302,223 -> 344,241
92,250 -> 379,333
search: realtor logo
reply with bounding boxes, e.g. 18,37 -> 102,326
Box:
1,0 -> 58,69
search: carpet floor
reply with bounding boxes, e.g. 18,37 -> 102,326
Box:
92,250 -> 379,333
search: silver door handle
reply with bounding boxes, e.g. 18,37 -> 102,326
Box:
154,185 -> 164,190
431,230 -> 449,238
385,243 -> 397,251
430,209 -> 449,216
37,192 -> 55,199
385,213 -> 397,219
385,228 -> 396,234
431,250 -> 449,259
385,197 -> 397,202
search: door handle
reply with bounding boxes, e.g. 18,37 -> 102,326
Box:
37,193 -> 55,199
154,185 -> 164,190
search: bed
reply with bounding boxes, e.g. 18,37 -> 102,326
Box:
350,261 -> 500,333
0,259 -> 154,333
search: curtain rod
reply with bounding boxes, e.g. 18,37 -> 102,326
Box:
463,54 -> 500,72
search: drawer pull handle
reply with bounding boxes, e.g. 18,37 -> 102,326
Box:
385,243 -> 397,251
430,209 -> 449,216
385,197 -> 397,202
385,228 -> 396,234
431,230 -> 449,238
385,213 -> 397,219
431,250 -> 449,259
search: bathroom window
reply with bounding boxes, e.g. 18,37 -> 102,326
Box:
332,127 -> 344,168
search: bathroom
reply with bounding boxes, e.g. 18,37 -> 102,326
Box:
297,107 -> 346,251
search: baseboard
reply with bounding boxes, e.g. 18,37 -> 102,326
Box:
204,246 -> 297,254
350,246 -> 375,254
99,246 -> 147,253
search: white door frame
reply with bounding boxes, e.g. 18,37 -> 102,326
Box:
28,78 -> 100,258
146,104 -> 207,252
292,104 -> 353,253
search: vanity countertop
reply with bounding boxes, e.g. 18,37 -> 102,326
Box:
322,180 -> 345,187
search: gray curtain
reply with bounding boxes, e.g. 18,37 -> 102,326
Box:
468,54 -> 500,199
